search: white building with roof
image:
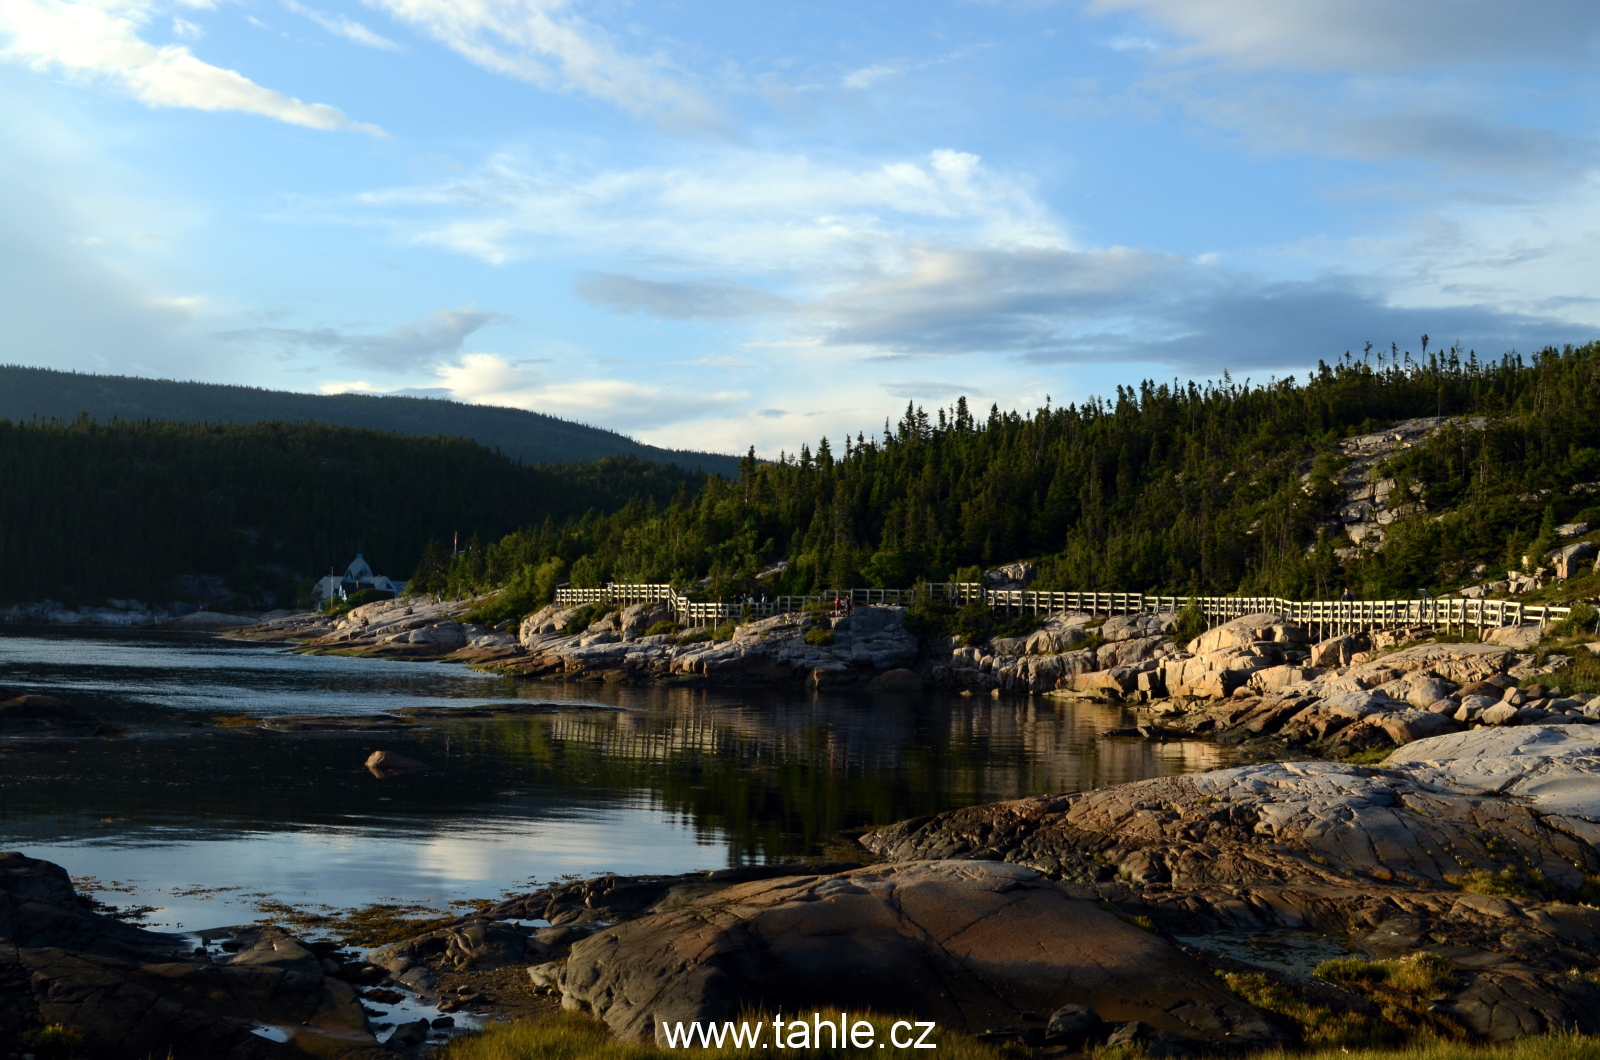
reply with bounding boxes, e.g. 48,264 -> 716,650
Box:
312,554 -> 408,604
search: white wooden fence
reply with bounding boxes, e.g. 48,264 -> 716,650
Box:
556,582 -> 1582,635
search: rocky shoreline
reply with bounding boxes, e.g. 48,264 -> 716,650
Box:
12,723 -> 1600,1056
231,596 -> 1599,764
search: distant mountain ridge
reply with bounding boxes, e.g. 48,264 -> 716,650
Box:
0,365 -> 738,476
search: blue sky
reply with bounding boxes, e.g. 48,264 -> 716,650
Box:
2,0 -> 1598,455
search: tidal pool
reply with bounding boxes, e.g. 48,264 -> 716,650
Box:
0,626 -> 1225,933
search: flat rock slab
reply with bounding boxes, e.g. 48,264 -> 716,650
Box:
559,860 -> 1279,1048
1390,724 -> 1600,818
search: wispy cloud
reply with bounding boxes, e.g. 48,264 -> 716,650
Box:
219,307 -> 502,369
840,46 -> 986,90
1080,0 -> 1600,188
0,0 -> 382,132
346,146 -> 1063,268
358,0 -> 723,131
284,0 -> 400,50
1085,0 -> 1600,73
575,273 -> 790,319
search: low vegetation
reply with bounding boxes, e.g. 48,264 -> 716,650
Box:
1224,952 -> 1466,1050
434,1010 -> 1600,1060
434,1009 -> 1008,1060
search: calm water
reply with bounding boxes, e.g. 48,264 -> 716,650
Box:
0,627 -> 1224,933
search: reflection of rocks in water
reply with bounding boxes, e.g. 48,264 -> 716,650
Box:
525,693 -> 1224,799
255,702 -> 577,732
0,851 -> 387,1059
0,691 -> 104,739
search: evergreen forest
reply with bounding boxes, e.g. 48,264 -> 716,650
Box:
0,365 -> 741,476
0,418 -> 702,607
415,342 -> 1600,610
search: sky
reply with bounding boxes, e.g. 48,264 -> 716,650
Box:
2,0 -> 1598,456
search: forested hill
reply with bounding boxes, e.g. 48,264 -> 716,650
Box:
0,365 -> 739,477
418,342 -> 1600,607
0,419 -> 702,608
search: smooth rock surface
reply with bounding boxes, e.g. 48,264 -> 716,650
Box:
557,860 -> 1280,1047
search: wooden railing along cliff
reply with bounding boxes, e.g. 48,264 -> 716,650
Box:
555,582 -> 1582,638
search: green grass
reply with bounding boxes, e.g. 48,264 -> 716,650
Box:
1249,1036 -> 1600,1060
1314,954 -> 1457,998
440,1011 -> 1600,1060
1224,953 -> 1467,1050
1342,748 -> 1395,765
434,1010 -> 1011,1060
1449,868 -> 1558,901
1517,645 -> 1600,695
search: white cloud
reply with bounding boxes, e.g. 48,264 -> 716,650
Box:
350,146 -> 1064,269
1085,0 -> 1600,74
431,351 -> 744,430
170,15 -> 200,38
1102,35 -> 1159,52
283,0 -> 399,50
338,138 -> 1592,375
358,0 -> 722,131
0,0 -> 382,132
1077,1 -> 1599,186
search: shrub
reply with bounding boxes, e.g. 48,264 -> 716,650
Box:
560,601 -> 611,636
804,628 -> 836,646
1551,602 -> 1598,639
20,1025 -> 85,1060
1170,597 -> 1206,648
676,628 -> 712,644
712,620 -> 740,641
645,620 -> 682,636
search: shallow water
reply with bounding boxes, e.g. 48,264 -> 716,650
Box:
0,626 -> 1225,933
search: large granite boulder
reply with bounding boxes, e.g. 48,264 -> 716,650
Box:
0,851 -> 385,1059
555,860 -> 1280,1048
1187,613 -> 1307,656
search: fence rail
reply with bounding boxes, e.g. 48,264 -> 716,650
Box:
556,582 -> 1580,635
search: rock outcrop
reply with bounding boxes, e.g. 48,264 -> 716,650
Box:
0,851 -> 387,1059
505,604 -> 919,687
861,726 -> 1600,1040
555,860 -> 1280,1048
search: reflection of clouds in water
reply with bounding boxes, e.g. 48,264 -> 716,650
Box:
25,805 -> 716,934
0,630 -> 533,715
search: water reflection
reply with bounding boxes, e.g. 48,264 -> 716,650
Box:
0,627 -> 1223,931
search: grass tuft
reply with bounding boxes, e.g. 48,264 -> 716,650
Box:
433,1009 -> 1009,1060
1246,1034 -> 1600,1060
1448,868 -> 1556,901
